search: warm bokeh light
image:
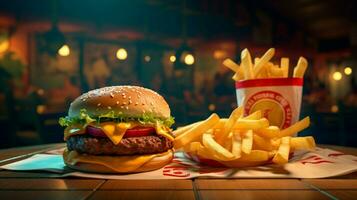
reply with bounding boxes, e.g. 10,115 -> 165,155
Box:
169,55 -> 176,63
0,40 -> 9,53
184,54 -> 195,65
208,104 -> 216,111
116,48 -> 128,60
331,105 -> 339,113
58,44 -> 70,56
144,55 -> 151,62
344,67 -> 352,75
213,50 -> 227,59
332,71 -> 342,81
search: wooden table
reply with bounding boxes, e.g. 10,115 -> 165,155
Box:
0,144 -> 356,200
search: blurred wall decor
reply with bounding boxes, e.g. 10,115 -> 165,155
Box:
0,0 -> 355,148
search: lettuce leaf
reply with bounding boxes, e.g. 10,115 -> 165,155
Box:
59,109 -> 175,127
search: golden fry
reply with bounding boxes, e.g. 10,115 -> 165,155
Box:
241,130 -> 253,154
272,136 -> 290,164
253,48 -> 275,77
241,49 -> 254,79
174,113 -> 220,148
253,134 -> 275,151
234,118 -> 269,130
293,57 -> 308,78
280,57 -> 289,77
243,110 -> 262,120
290,136 -> 316,150
202,132 -> 235,160
279,117 -> 310,137
231,130 -> 242,158
216,106 -> 243,145
173,121 -> 201,137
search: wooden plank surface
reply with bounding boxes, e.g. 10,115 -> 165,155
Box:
326,190 -> 357,200
302,179 -> 357,189
0,191 -> 91,200
0,179 -> 104,190
89,190 -> 196,200
195,179 -> 310,190
100,180 -> 193,190
196,190 -> 331,200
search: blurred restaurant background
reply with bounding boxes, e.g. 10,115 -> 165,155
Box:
0,0 -> 356,148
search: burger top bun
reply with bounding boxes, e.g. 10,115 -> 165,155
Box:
68,86 -> 170,119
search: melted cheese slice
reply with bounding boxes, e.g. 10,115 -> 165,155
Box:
100,122 -> 133,145
64,122 -> 174,144
63,148 -> 172,173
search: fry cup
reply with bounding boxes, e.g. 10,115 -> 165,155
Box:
236,78 -> 303,129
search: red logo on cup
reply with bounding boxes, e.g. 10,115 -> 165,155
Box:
245,91 -> 292,128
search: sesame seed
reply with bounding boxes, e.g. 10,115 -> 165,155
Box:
122,102 -> 127,105
108,106 -> 111,109
135,102 -> 138,106
120,106 -> 124,108
97,103 -> 101,107
110,93 -> 114,98
128,100 -> 132,104
125,106 -> 129,110
150,102 -> 153,106
116,101 -> 120,105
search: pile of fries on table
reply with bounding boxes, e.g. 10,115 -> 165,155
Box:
173,107 -> 315,167
173,48 -> 315,167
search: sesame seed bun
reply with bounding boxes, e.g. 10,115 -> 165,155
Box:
68,86 -> 170,119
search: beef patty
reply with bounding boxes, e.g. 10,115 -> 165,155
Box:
67,135 -> 173,156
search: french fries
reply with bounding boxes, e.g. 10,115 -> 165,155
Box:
241,130 -> 253,154
174,106 -> 316,166
279,116 -> 310,137
174,113 -> 220,149
243,110 -> 262,120
223,59 -> 244,81
241,49 -> 254,79
256,126 -> 280,139
231,131 -> 242,158
173,121 -> 201,137
293,57 -> 308,78
253,48 -> 275,77
290,136 -> 316,150
234,118 -> 269,130
280,57 -> 289,77
272,136 -> 291,164
216,107 -> 243,145
223,48 -> 308,80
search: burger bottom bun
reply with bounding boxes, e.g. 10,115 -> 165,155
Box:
63,149 -> 173,174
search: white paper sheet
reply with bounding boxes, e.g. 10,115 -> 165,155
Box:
1,147 -> 357,179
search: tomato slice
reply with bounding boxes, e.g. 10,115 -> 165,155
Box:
86,125 -> 155,138
124,127 -> 155,138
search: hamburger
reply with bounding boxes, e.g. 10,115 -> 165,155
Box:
59,86 -> 175,173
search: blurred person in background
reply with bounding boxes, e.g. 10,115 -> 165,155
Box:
85,52 -> 110,89
49,76 -> 80,107
212,62 -> 235,116
344,77 -> 357,107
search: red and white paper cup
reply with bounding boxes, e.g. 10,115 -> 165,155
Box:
236,78 -> 303,129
